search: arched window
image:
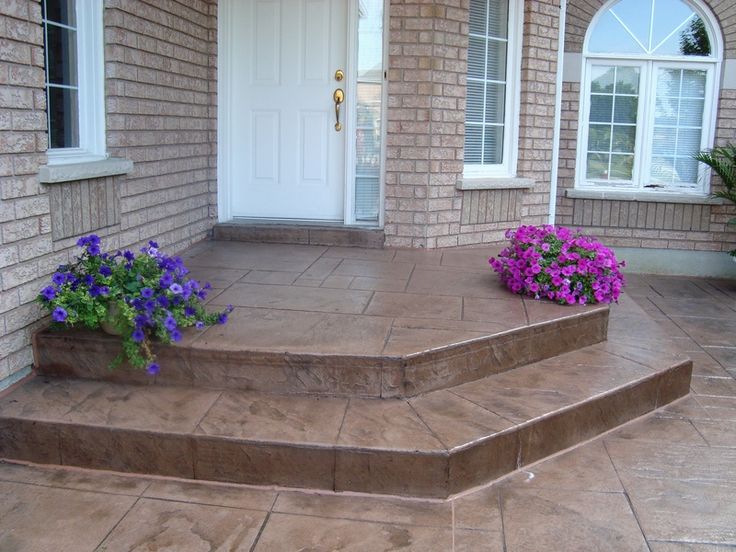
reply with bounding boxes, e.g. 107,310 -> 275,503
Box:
577,0 -> 721,195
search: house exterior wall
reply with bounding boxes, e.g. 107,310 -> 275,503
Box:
555,0 -> 736,254
383,0 -> 562,248
0,0 -> 217,386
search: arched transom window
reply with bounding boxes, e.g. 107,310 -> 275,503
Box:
577,0 -> 721,195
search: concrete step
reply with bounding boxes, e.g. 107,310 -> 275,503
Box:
213,222 -> 385,248
32,304 -> 608,398
2,334 -> 691,498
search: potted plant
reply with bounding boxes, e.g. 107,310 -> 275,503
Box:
695,144 -> 736,260
37,235 -> 232,374
490,225 -> 625,305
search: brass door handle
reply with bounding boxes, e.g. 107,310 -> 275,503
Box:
333,88 -> 344,131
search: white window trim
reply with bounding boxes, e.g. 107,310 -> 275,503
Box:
463,0 -> 522,179
45,0 -> 107,165
575,0 -> 723,197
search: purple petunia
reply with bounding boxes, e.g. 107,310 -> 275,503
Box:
169,283 -> 183,294
52,272 -> 66,285
195,320 -> 205,329
131,328 -> 145,343
163,314 -> 177,331
52,306 -> 68,322
169,328 -> 182,342
184,306 -> 196,317
140,287 -> 154,299
99,265 -> 112,277
41,286 -> 56,300
159,272 -> 174,287
146,363 -> 160,376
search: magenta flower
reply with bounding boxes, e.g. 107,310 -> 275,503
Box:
489,225 -> 625,305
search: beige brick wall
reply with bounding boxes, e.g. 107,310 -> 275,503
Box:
0,0 -> 217,386
555,0 -> 736,254
384,0 -> 560,248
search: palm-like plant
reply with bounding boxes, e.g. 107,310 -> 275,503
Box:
695,144 -> 736,258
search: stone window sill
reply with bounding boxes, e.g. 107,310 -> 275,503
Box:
566,188 -> 724,205
456,177 -> 535,191
39,157 -> 134,184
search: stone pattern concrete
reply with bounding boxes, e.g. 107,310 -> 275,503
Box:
0,276 -> 734,549
556,0 -> 736,254
0,0 -> 217,387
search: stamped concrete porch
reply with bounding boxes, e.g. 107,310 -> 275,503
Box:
3,241 -> 692,498
1,272 -> 734,551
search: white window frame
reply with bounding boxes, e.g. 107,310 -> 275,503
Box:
44,0 -> 107,165
575,0 -> 723,196
463,0 -> 522,179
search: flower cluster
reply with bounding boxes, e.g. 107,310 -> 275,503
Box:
38,235 -> 232,374
489,225 -> 625,305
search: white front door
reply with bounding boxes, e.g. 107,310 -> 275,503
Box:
226,0 -> 348,221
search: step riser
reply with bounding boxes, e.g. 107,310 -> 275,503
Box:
213,224 -> 385,248
0,361 -> 691,499
33,309 -> 608,398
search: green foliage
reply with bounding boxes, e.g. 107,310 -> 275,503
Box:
696,144 -> 736,258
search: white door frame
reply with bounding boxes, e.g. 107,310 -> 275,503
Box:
217,0 -> 385,226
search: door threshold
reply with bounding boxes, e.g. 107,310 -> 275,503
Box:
213,220 -> 385,248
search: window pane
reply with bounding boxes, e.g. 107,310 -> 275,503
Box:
655,97 -> 678,126
677,16 -> 711,56
650,157 -> 676,183
588,11 -> 645,54
486,39 -> 507,81
48,86 -> 78,148
588,125 -> 611,152
612,126 -> 636,153
483,126 -> 504,164
44,0 -> 76,27
466,81 -> 484,123
590,95 -> 613,123
464,125 -> 483,164
469,0 -> 487,34
610,154 -> 634,180
614,96 -> 637,124
651,0 -> 701,53
675,157 -> 698,183
679,99 -> 704,126
652,128 -> 673,155
484,82 -> 505,124
487,0 -> 508,39
46,24 -> 77,86
676,127 -> 701,156
468,37 -> 485,79
615,67 -> 640,94
590,66 -> 615,93
681,70 -> 707,97
587,153 -> 610,179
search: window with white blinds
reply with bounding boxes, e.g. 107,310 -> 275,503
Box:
353,0 -> 383,223
578,0 -> 720,194
464,0 -> 517,177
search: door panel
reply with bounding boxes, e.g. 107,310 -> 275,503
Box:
230,0 -> 347,220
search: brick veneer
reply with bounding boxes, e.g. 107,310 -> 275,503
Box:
555,0 -> 736,254
0,0 -> 217,384
384,0 -> 561,248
